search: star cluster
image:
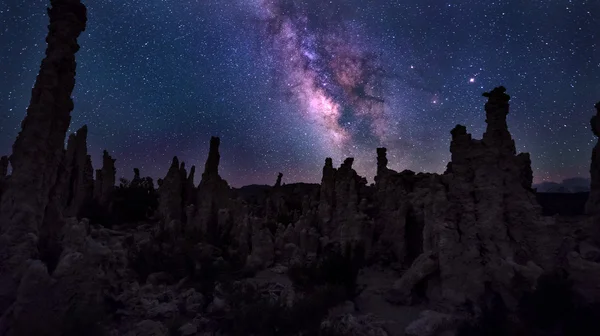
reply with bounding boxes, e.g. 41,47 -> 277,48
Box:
0,0 -> 598,186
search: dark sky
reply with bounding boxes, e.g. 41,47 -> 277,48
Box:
1,0 -> 599,187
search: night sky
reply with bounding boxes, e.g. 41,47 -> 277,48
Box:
1,0 -> 599,187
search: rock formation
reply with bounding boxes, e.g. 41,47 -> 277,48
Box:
94,149 -> 116,211
275,172 -> 283,187
58,125 -> 94,217
183,164 -> 196,210
191,136 -> 231,240
157,157 -> 197,226
38,125 -> 94,277
586,102 -> 600,215
388,87 -> 554,316
0,0 -> 87,318
132,167 -> 141,185
0,156 -> 7,178
1,2 -> 599,332
0,155 -> 8,198
315,157 -> 373,257
158,157 -> 184,225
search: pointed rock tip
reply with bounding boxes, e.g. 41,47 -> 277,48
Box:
171,156 -> 179,167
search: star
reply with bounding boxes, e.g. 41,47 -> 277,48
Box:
0,0 -> 597,187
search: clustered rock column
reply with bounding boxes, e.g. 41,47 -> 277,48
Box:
585,102 -> 600,215
0,0 -> 87,316
157,157 -> 196,226
317,157 -> 371,253
388,87 -> 550,315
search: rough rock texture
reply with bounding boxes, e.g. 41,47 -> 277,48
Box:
318,157 -> 372,253
434,88 -> 552,311
0,217 -> 127,336
321,313 -> 389,336
0,0 -> 87,317
404,310 -> 459,336
246,227 -> 275,269
94,149 -> 116,211
191,136 -> 231,240
39,125 -> 94,277
388,251 -> 438,305
57,125 -> 94,218
385,87 -> 559,316
585,102 -> 600,215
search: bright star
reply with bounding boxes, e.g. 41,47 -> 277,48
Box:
469,78 -> 475,83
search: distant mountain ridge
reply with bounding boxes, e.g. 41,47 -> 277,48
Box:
534,177 -> 590,193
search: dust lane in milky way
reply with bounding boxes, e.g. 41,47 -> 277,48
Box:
0,0 -> 598,187
248,0 -> 411,178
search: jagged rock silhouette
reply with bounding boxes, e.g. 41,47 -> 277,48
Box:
0,2 -> 599,336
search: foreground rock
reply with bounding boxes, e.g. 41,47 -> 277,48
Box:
0,0 -> 88,318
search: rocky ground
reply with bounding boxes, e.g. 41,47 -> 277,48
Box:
1,1 -> 600,336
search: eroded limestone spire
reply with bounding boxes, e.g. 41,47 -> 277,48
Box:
203,136 -> 221,180
0,0 -> 87,315
482,86 -> 516,154
158,156 -> 183,223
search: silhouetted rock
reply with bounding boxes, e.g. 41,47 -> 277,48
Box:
183,165 -> 196,209
94,149 -> 116,211
59,125 -> 94,217
0,155 -> 8,198
203,136 -> 221,180
0,155 -> 7,180
0,0 -> 87,321
386,87 -> 557,322
132,167 -> 141,184
585,102 -> 600,215
190,136 -> 231,241
317,157 -> 371,252
2,9 -> 599,332
158,156 -> 183,224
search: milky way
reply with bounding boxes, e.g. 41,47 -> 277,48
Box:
251,1 -> 391,155
1,0 -> 599,187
